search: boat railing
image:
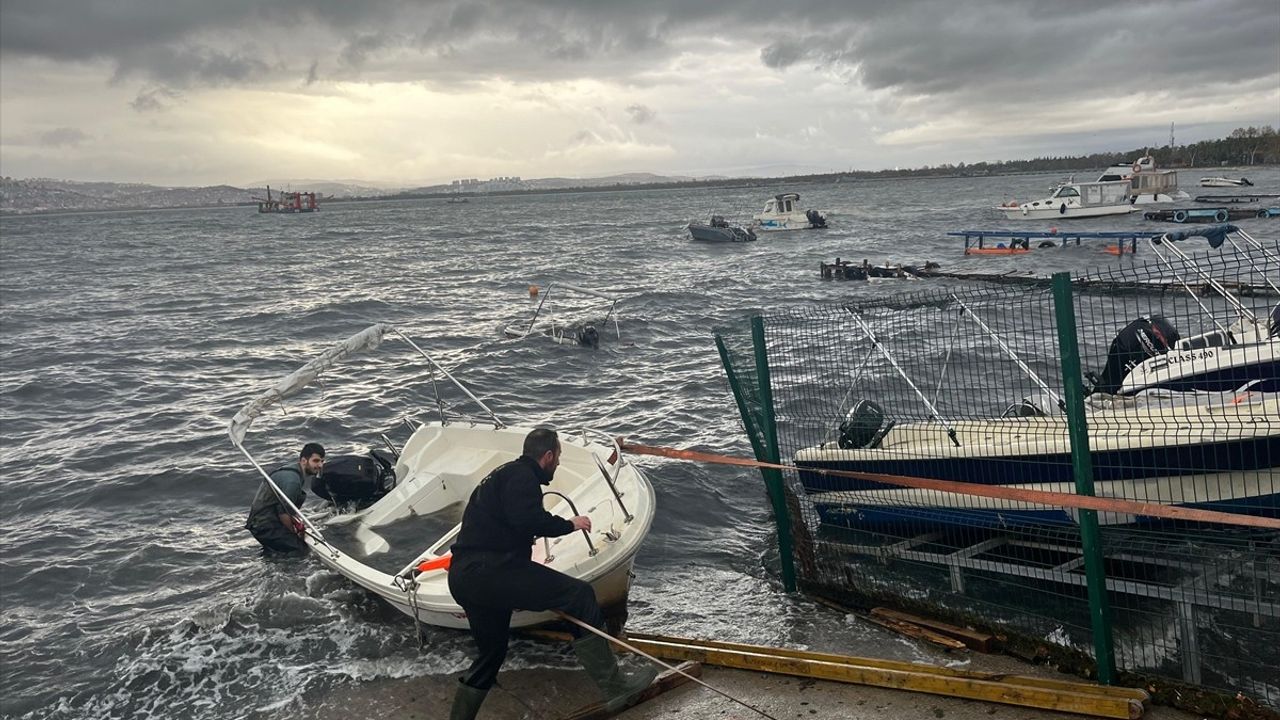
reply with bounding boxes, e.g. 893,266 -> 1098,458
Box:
510,283 -> 622,342
229,323 -> 505,550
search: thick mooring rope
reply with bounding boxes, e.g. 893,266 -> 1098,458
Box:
555,612 -> 782,720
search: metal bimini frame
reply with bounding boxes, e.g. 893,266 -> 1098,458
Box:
949,294 -> 1066,414
846,307 -> 962,447
1147,225 -> 1278,336
227,324 -> 504,548
507,283 -> 622,344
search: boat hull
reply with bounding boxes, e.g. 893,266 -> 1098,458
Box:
996,204 -> 1138,221
795,398 -> 1279,531
1119,341 -> 1280,394
688,223 -> 755,242
307,422 -> 657,630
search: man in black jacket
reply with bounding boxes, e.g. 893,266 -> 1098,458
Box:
447,428 -> 654,720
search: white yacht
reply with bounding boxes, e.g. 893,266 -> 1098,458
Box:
995,179 -> 1139,221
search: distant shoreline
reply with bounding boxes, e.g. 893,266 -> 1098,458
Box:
2,162 -> 1273,218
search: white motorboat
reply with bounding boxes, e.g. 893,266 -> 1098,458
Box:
228,324 -> 657,629
1096,155 -> 1188,205
751,193 -> 828,231
994,179 -> 1139,220
1099,226 -> 1280,395
1200,177 -> 1254,188
503,283 -> 621,348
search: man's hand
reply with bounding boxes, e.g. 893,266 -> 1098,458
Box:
570,515 -> 592,532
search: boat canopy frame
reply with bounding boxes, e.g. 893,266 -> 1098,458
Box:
505,283 -> 622,344
227,323 -> 504,547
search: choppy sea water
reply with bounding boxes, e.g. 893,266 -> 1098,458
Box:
2,169 -> 1278,719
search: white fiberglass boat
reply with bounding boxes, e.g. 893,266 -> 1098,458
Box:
1200,177 -> 1254,188
229,324 -> 656,629
995,179 -> 1139,221
1096,155 -> 1188,205
751,193 -> 828,231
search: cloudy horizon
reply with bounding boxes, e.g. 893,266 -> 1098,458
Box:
2,1 -> 1277,187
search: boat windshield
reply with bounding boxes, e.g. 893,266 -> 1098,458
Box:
1052,186 -> 1080,199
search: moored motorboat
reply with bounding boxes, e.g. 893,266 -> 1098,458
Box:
995,179 -> 1139,220
795,389 -> 1279,530
752,193 -> 828,231
1096,155 -> 1188,204
1200,177 -> 1254,188
228,324 -> 657,629
688,215 -> 757,242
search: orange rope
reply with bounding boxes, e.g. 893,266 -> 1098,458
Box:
618,440 -> 1280,530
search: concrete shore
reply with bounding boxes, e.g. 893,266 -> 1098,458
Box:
301,651 -> 1203,720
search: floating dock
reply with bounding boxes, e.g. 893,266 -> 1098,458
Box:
947,230 -> 1167,256
1143,207 -> 1278,223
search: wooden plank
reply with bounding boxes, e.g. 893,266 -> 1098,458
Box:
870,607 -> 997,652
627,634 -> 1149,703
865,613 -> 969,651
559,661 -> 701,720
626,638 -> 1143,719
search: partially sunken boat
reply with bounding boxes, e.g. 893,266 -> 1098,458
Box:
228,324 -> 657,629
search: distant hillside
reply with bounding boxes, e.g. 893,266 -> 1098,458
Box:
0,177 -> 259,214
244,179 -> 403,198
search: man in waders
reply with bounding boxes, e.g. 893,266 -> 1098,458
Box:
245,443 -> 325,553
447,428 -> 655,719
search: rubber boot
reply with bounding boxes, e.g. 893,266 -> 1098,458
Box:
572,634 -> 658,712
449,679 -> 488,720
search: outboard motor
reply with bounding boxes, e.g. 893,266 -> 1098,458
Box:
1089,315 -> 1180,395
710,215 -> 729,228
806,209 -> 828,229
838,399 -> 892,449
312,449 -> 396,505
578,324 -> 600,348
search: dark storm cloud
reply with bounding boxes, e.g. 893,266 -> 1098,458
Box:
2,0 -> 1276,106
38,127 -> 90,147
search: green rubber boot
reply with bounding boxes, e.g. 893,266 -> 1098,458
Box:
449,679 -> 488,720
572,634 -> 658,712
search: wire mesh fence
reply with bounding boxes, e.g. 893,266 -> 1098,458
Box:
716,227 -> 1280,710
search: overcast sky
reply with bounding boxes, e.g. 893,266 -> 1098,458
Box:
2,1 -> 1277,187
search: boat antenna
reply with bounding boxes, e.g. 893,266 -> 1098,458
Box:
950,294 -> 1065,412
845,308 -> 961,447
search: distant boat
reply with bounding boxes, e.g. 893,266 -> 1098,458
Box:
446,196 -> 470,204
1095,155 -> 1188,204
994,179 -> 1139,221
1200,177 -> 1254,188
255,185 -> 319,213
688,215 -> 757,243
751,193 -> 828,231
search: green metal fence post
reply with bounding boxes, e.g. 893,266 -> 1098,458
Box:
1051,272 -> 1116,685
753,316 -> 798,592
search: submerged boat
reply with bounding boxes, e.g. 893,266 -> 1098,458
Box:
688,215 -> 757,242
795,389 -> 1279,529
752,193 -> 828,231
228,324 -> 657,629
1093,226 -> 1280,395
503,283 -> 621,348
1200,177 -> 1254,188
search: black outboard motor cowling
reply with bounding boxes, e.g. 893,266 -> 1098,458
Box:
578,324 -> 601,348
312,450 -> 396,505
838,399 -> 887,449
806,209 -> 828,228
1090,315 -> 1180,395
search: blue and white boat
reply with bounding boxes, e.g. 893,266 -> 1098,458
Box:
795,389 -> 1279,530
752,193 -> 828,231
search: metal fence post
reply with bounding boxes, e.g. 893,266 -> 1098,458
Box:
751,316 -> 798,592
1051,273 -> 1116,685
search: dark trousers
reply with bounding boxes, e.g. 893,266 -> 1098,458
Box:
248,520 -> 307,554
448,551 -> 604,690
